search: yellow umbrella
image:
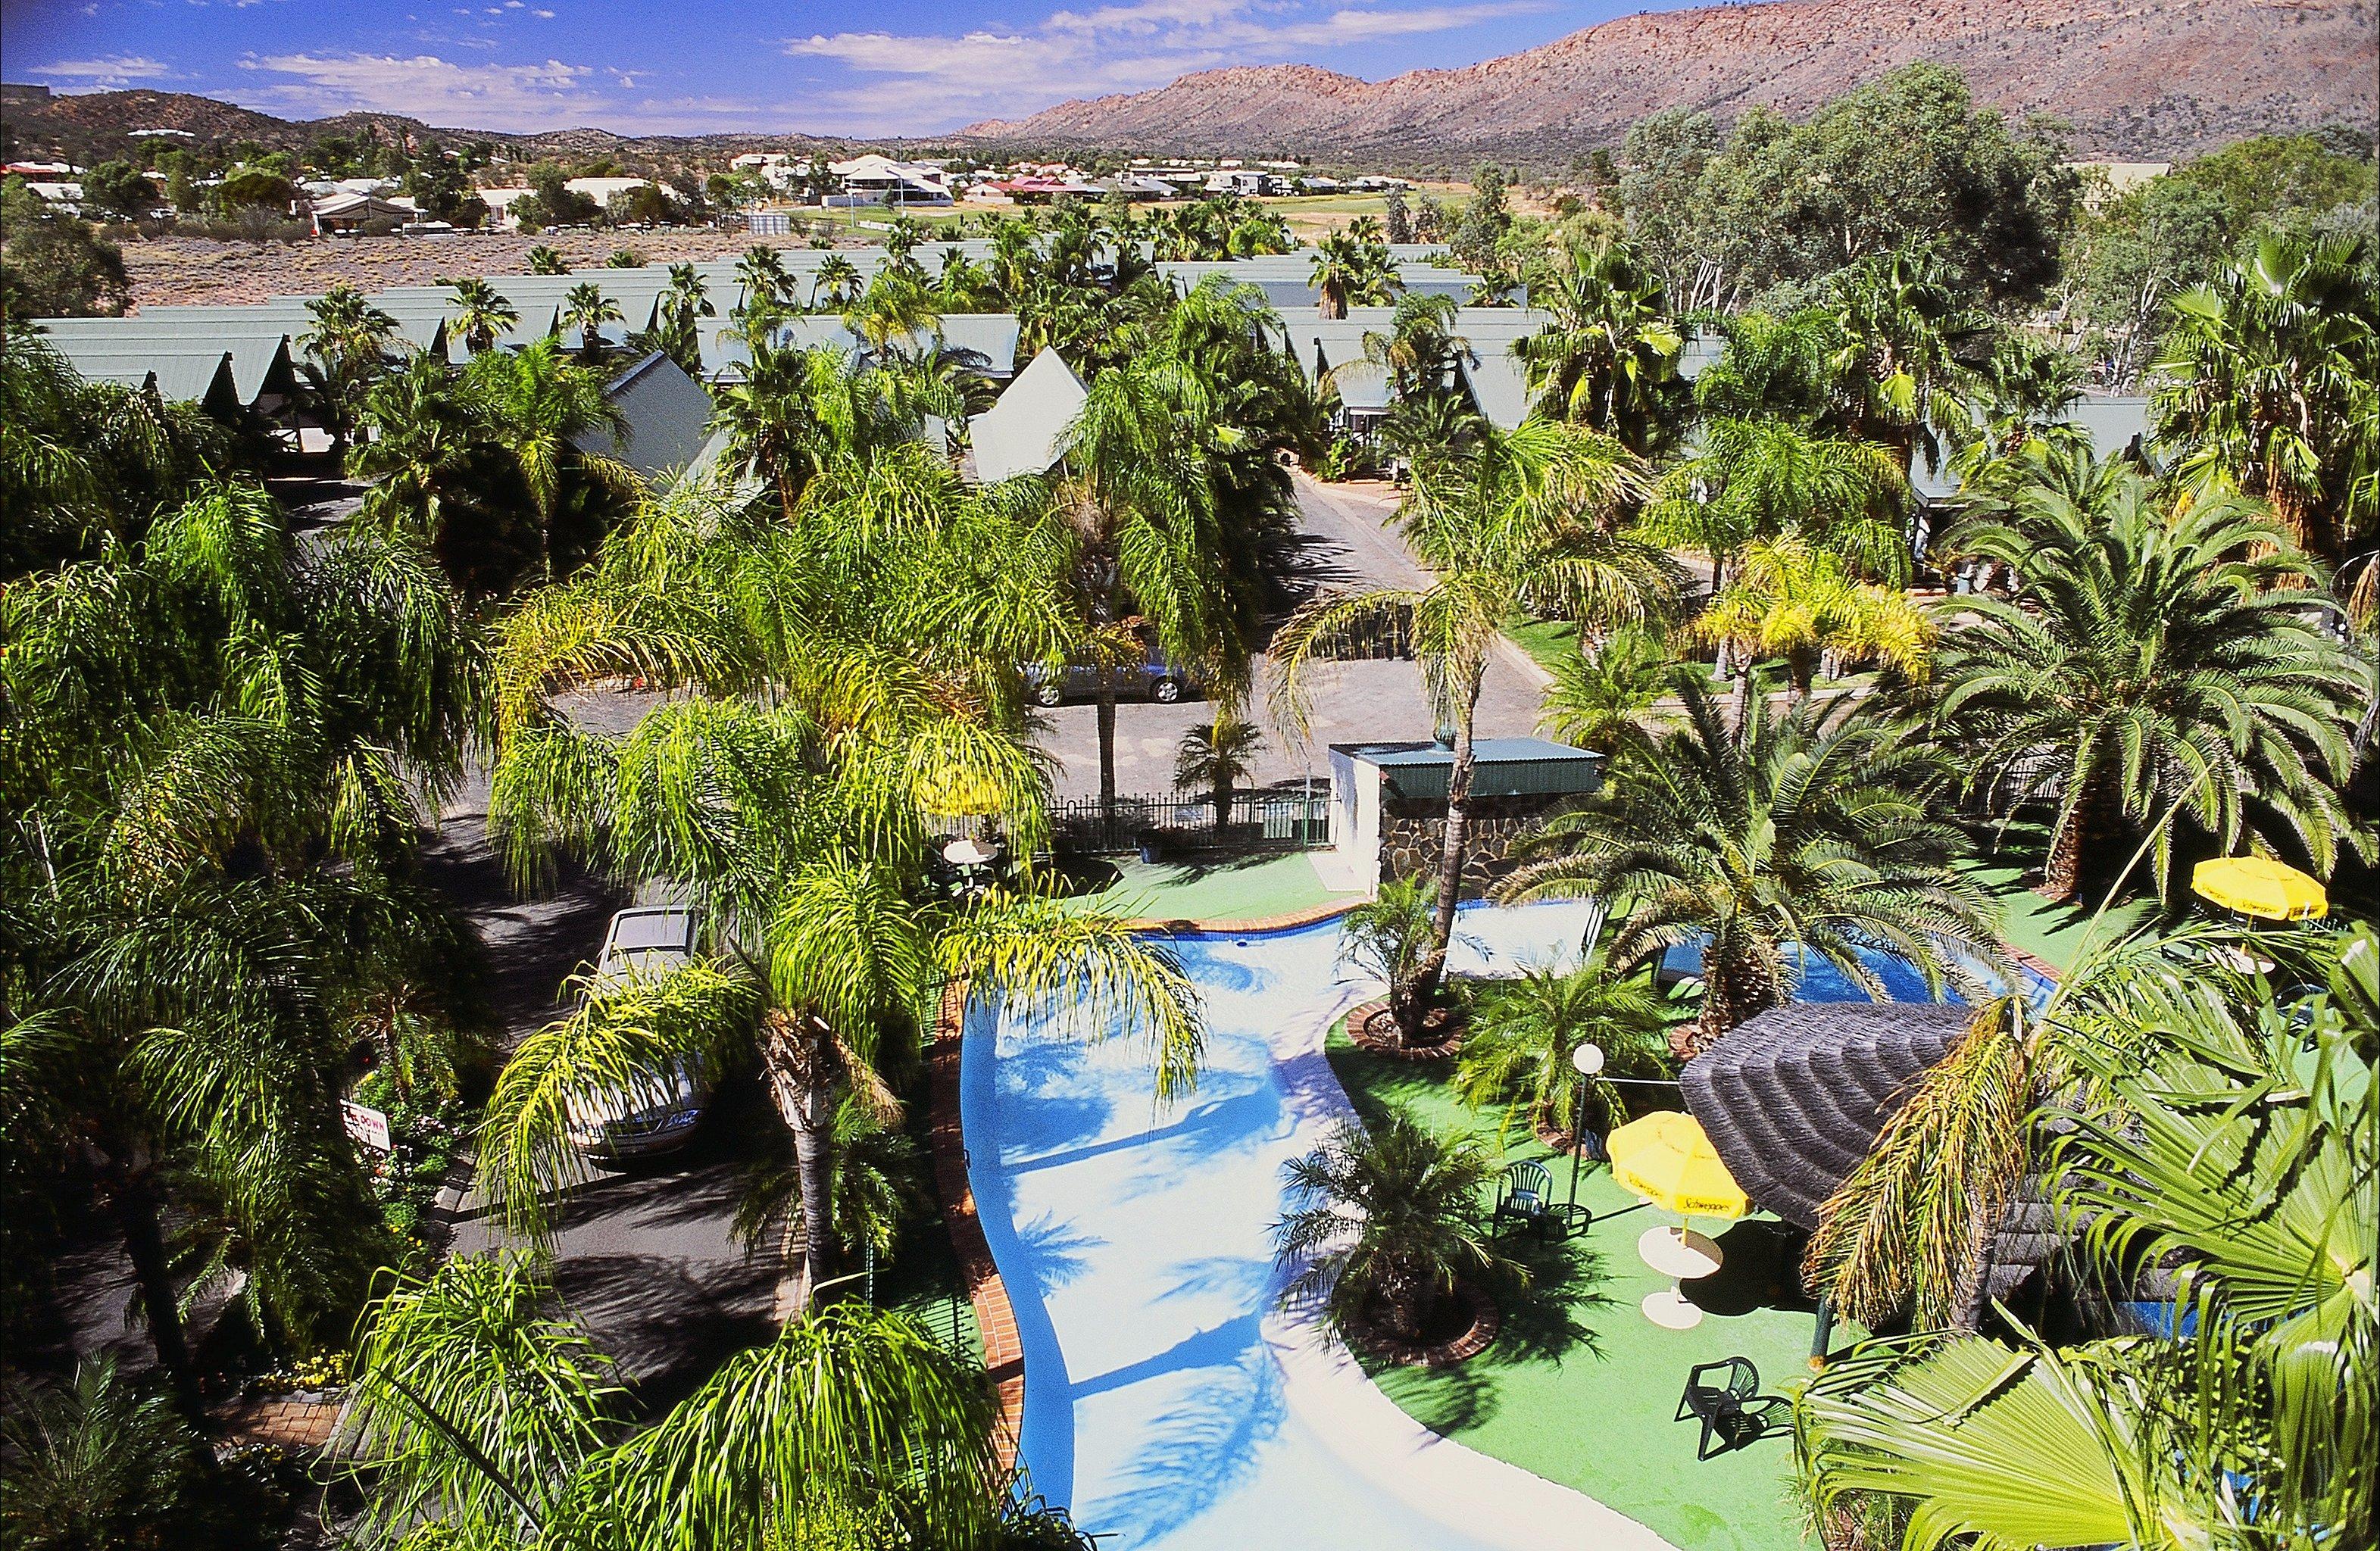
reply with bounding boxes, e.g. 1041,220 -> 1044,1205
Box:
1606,1111 -> 1748,1221
2192,856 -> 2327,922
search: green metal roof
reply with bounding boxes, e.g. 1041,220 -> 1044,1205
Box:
1333,737 -> 1603,800
576,351 -> 716,485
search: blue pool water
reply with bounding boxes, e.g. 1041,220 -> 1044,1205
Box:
961,906 -> 2032,1549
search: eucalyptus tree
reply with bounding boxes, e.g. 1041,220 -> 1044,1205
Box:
480,479 -> 1203,1304
1931,453 -> 2367,902
1501,674 -> 2001,1055
1273,418 -> 1669,1041
336,1251 -> 1091,1549
2152,232 -> 2378,564
1513,236 -> 1689,457
0,482 -> 489,1403
445,275 -> 520,357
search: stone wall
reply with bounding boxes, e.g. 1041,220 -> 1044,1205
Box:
1377,791 -> 1568,897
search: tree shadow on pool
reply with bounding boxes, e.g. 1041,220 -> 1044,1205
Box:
1007,1209 -> 1104,1299
1076,1329 -> 1285,1543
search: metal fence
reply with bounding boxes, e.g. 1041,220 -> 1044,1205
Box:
1048,788 -> 1332,855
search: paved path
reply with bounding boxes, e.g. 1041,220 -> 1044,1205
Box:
1033,476 -> 1549,800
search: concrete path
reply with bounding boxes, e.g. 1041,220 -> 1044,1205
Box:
1032,476 -> 1550,800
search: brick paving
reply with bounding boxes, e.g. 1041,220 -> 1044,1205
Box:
214,1393 -> 342,1451
926,979 -> 1024,1471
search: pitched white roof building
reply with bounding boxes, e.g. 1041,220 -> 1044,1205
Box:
968,348 -> 1087,483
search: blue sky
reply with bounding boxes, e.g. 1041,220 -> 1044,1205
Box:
4,0 -> 1682,137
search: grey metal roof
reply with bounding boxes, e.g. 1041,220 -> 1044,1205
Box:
970,347 -> 1085,483
1333,737 -> 1603,800
1682,1001 -> 1973,1230
48,348 -> 236,404
1460,351 -> 1532,430
32,317 -> 290,404
577,351 -> 717,485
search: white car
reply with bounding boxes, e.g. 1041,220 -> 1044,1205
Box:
566,907 -> 714,1162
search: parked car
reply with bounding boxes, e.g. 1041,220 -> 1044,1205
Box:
1023,654 -> 1197,707
566,906 -> 714,1162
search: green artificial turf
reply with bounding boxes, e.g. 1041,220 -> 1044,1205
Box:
1966,861 -> 2163,974
1328,1023 -> 1822,1551
1065,852 -> 1360,924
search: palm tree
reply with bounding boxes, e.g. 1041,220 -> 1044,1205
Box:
350,353 -> 528,594
982,280 -> 1307,826
1273,1103 -> 1513,1345
1825,245 -> 1989,479
649,261 -> 714,376
464,338 -> 636,582
2152,232 -> 2378,563
338,1252 -> 1060,1548
1691,535 -> 1933,716
1362,291 -> 1473,405
1638,416 -> 1914,591
479,482 -> 1205,1305
1308,230 -> 1396,321
1334,875 -> 1439,1047
1173,704 -> 1264,825
561,279 -> 623,360
1799,927 -> 2376,1549
0,1360 -> 219,1548
1273,419 -> 1668,1041
445,276 -> 520,357
1,485 -> 488,1400
1944,333 -> 2090,500
525,244 -> 569,275
813,253 -> 864,312
298,282 -> 400,454
1501,673 -> 2002,1055
1932,453 -> 2367,902
735,243 -> 792,316
1536,624 -> 1671,756
1513,236 -> 1688,457
1454,954 -> 1669,1146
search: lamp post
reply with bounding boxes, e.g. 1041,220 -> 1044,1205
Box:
1565,1041 -> 1605,1231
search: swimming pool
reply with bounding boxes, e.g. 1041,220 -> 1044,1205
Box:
963,900 -> 1675,1551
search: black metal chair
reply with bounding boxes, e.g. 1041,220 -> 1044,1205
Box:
1677,1356 -> 1790,1459
1493,1159 -> 1557,1240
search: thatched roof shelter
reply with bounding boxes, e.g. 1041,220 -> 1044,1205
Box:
1680,1001 -> 1974,1231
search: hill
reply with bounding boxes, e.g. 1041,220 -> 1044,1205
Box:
960,0 -> 2378,166
0,89 -> 845,175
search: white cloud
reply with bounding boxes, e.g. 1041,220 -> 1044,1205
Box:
34,55 -> 174,86
781,0 -> 1543,133
235,51 -> 609,129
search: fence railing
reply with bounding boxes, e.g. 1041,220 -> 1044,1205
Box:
1046,788 -> 1332,855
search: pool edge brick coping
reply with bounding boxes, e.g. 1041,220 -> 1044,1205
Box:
928,977 -> 1026,1473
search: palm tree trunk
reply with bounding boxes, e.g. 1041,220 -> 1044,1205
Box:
760,1010 -> 835,1310
1407,679 -> 1482,1040
1096,663 -> 1120,843
98,1153 -> 206,1425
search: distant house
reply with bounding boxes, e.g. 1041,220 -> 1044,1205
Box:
826,154 -> 951,208
309,191 -> 417,236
